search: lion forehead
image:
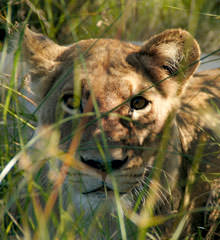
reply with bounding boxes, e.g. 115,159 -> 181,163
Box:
67,42 -> 151,110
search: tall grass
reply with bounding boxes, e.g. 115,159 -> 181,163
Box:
0,0 -> 220,51
0,0 -> 220,239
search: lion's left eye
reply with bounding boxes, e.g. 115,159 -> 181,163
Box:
130,96 -> 150,110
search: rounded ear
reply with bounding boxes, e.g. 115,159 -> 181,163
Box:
142,29 -> 200,79
22,27 -> 69,101
23,27 -> 66,70
128,29 -> 201,96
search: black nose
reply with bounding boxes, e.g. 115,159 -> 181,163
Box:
80,156 -> 128,172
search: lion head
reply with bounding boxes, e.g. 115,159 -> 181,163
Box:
19,27 -> 220,238
22,27 -> 202,207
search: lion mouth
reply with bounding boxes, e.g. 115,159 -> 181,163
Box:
82,185 -> 111,194
82,185 -> 126,195
80,155 -> 129,195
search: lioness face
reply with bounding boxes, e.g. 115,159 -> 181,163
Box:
22,28 -> 200,210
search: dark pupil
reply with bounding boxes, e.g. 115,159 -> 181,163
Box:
131,96 -> 148,110
63,94 -> 74,109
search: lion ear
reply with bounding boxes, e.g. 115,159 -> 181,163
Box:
23,27 -> 66,71
130,29 -> 201,96
22,27 -> 68,101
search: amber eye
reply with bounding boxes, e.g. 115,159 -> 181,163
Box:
130,96 -> 149,110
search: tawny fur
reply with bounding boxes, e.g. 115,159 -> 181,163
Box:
3,28 -> 220,239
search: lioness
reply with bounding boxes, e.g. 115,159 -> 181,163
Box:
4,28 -> 220,239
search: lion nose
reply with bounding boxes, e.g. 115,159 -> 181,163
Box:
80,156 -> 128,172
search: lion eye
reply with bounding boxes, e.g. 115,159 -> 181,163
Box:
61,93 -> 82,113
62,94 -> 74,109
130,96 -> 149,110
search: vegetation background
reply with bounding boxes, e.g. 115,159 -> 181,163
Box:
0,0 -> 220,52
0,0 -> 219,239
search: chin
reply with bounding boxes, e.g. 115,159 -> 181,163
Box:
66,189 -> 116,215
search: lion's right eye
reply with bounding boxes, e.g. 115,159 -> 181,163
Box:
61,93 -> 82,113
62,94 -> 74,109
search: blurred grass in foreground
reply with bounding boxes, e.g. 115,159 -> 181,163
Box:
0,0 -> 219,239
